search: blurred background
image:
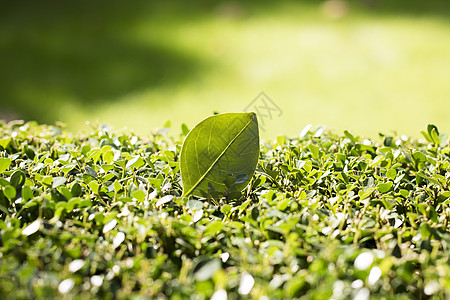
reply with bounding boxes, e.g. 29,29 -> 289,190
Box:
1,0 -> 450,140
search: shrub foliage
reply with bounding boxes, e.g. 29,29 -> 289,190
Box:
0,121 -> 449,299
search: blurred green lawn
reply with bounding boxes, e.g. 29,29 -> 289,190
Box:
1,0 -> 450,140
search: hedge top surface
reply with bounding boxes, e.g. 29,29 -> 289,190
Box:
0,120 -> 449,299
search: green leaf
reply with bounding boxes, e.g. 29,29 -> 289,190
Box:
42,175 -> 53,186
84,166 -> 97,178
344,130 -> 357,143
126,156 -> 145,169
412,151 -> 427,163
21,185 -> 34,201
0,158 -> 11,173
181,123 -> 190,136
430,128 -> 440,145
102,150 -> 115,164
386,168 -> 397,180
308,144 -> 320,160
101,164 -> 114,172
131,190 -> 145,202
58,186 -> 72,200
0,178 -> 9,187
88,181 -> 100,194
71,183 -> 82,197
378,181 -> 393,194
420,131 -> 433,143
359,187 -> 376,200
52,177 -> 67,188
87,149 -> 101,163
427,124 -> 439,138
113,180 -> 122,192
3,185 -> 16,200
180,112 -> 259,199
0,137 -> 11,149
10,169 -> 25,188
60,163 -> 76,174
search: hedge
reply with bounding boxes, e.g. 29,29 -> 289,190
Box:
0,121 -> 449,299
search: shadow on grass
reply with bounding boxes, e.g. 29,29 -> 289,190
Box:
0,0 -> 212,122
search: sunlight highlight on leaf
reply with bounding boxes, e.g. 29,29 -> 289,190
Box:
180,112 -> 259,199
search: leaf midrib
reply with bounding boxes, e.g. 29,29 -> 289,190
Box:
183,118 -> 253,197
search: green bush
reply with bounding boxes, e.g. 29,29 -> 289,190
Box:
0,121 -> 449,299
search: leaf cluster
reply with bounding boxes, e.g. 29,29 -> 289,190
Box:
0,121 -> 449,299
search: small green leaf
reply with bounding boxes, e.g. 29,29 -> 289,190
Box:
131,190 -> 145,202
59,186 -> 72,200
88,181 -> 100,194
87,149 -> 101,163
52,177 -> 67,188
359,187 -> 376,200
71,183 -> 82,197
21,185 -> 34,201
114,159 -> 126,170
378,181 -> 393,194
101,164 -> 114,172
103,150 -> 115,164
3,185 -> 16,200
276,136 -> 286,146
302,160 -> 313,174
60,164 -> 76,174
399,189 -> 409,198
0,178 -> 9,187
0,137 -> 11,149
420,131 -> 433,143
430,128 -> 440,145
84,166 -> 97,178
42,175 -> 53,186
308,144 -> 320,160
113,180 -> 122,192
180,112 -> 259,199
344,130 -> 357,143
0,158 -> 11,173
10,170 -> 26,188
427,124 -> 439,138
412,151 -> 427,163
181,123 -> 190,136
386,168 -> 397,180
126,156 -> 144,169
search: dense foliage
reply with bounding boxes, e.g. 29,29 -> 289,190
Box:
0,121 -> 449,299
